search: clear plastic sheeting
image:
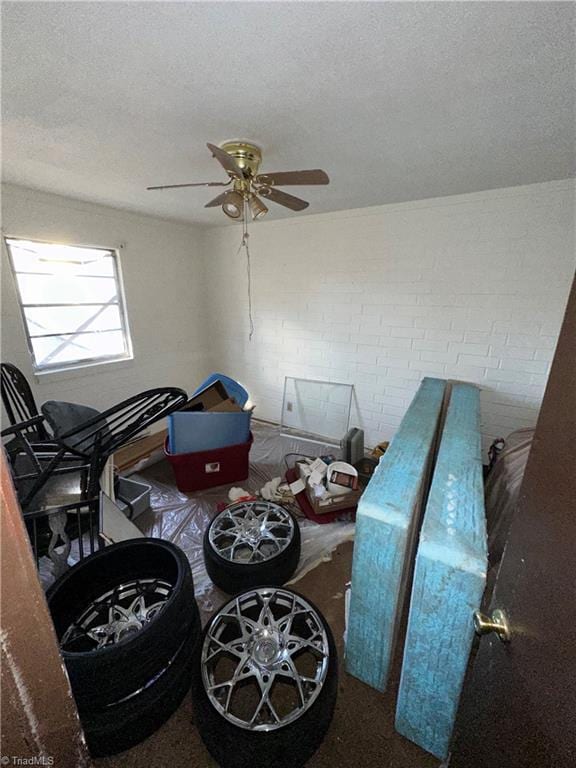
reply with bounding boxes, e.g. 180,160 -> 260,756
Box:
38,533 -> 92,589
485,428 -> 534,568
134,421 -> 355,616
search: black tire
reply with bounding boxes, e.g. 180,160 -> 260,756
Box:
47,538 -> 199,708
203,503 -> 301,594
191,587 -> 338,768
82,612 -> 201,757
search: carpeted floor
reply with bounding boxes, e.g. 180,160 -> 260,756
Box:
98,532 -> 438,768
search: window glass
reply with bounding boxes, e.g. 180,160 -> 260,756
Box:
5,238 -> 132,372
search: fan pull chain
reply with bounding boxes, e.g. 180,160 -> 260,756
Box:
236,200 -> 254,341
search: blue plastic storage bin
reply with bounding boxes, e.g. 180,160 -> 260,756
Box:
168,410 -> 252,455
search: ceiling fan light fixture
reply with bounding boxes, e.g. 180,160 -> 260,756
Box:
249,194 -> 268,220
221,190 -> 244,219
147,140 -> 329,219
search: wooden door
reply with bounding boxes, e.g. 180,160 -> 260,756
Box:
450,274 -> 576,767
0,453 -> 88,765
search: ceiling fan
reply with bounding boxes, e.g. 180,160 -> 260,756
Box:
147,141 -> 330,220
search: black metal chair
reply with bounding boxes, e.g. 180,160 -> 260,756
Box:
1,362 -> 51,442
2,387 -> 187,579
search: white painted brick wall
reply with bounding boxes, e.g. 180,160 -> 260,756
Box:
202,181 -> 575,457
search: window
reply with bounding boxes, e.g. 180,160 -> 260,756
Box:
5,238 -> 133,373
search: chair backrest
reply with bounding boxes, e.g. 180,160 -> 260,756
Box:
4,387 -> 188,513
1,363 -> 50,441
56,387 -> 188,459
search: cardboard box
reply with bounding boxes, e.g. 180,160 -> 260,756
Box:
209,398 -> 244,413
192,373 -> 249,408
305,484 -> 363,515
181,380 -> 237,412
295,460 -> 362,515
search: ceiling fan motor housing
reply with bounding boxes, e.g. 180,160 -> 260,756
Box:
219,141 -> 262,178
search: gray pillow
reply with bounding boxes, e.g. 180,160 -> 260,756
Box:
41,400 -> 108,453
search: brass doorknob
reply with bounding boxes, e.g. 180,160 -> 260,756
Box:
473,609 -> 510,642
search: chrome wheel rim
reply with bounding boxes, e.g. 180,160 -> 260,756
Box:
209,501 -> 295,565
60,578 -> 173,652
201,587 -> 330,731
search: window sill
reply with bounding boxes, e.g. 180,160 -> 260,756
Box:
34,355 -> 135,384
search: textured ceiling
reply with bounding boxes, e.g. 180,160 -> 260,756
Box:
2,1 -> 574,225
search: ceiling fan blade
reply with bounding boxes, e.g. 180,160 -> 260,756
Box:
147,181 -> 230,190
207,143 -> 246,179
204,191 -> 231,208
255,169 -> 329,186
259,187 -> 309,211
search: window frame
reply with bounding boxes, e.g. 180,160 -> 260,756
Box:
4,236 -> 134,374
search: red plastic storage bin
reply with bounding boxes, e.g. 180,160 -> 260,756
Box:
165,433 -> 253,492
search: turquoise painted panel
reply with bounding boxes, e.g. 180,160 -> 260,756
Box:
396,382 -> 488,759
346,377 -> 447,691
